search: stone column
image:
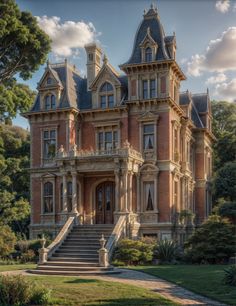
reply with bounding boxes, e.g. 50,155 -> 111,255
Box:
114,170 -> 120,212
128,171 -> 133,212
136,174 -> 141,212
72,171 -> 78,214
62,172 -> 68,212
122,170 -> 128,212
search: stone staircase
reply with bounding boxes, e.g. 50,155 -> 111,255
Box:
31,224 -> 119,276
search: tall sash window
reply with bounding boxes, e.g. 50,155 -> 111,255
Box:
143,124 -> 154,150
145,182 -> 154,211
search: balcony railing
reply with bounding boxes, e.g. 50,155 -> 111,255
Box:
56,145 -> 143,161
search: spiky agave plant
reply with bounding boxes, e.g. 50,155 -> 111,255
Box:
223,265 -> 236,286
155,239 -> 177,263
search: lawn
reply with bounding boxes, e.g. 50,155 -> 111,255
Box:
130,265 -> 236,306
28,275 -> 178,306
0,265 -> 178,306
0,263 -> 36,272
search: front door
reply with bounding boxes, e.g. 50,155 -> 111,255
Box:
96,182 -> 115,224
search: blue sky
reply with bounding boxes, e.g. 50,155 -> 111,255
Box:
14,0 -> 236,128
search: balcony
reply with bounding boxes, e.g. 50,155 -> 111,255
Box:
55,144 -> 144,172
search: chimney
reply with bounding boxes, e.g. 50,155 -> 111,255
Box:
85,43 -> 102,90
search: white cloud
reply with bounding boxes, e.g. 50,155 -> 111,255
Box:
215,78 -> 236,101
215,0 -> 230,13
187,27 -> 236,76
206,73 -> 227,84
36,16 -> 100,57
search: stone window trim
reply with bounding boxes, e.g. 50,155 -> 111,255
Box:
99,81 -> 115,109
40,126 -> 58,166
40,176 -> 56,216
94,121 -> 121,151
138,116 -> 159,156
141,78 -> 158,100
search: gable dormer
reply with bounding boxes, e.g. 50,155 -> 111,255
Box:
139,27 -> 158,63
89,55 -> 124,109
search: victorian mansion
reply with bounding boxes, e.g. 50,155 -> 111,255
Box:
24,6 -> 213,241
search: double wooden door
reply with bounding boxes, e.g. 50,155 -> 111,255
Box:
96,182 -> 114,224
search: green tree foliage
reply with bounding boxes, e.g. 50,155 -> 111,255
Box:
0,225 -> 16,257
218,201 -> 236,224
0,124 -> 30,236
185,215 -> 236,264
0,0 -> 51,83
214,162 -> 236,202
0,0 -> 50,121
211,101 -> 236,170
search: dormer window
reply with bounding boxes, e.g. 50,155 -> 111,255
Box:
145,47 -> 152,62
44,94 -> 56,110
99,82 -> 114,108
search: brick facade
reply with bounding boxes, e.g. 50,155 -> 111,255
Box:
24,6 -> 214,240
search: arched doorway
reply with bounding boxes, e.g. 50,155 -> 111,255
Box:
96,181 -> 115,224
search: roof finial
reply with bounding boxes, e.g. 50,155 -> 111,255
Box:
207,87 -> 209,95
147,27 -> 151,35
103,54 -> 108,65
46,59 -> 50,67
64,58 -> 67,65
144,8 -> 147,15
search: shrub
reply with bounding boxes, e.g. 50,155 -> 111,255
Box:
218,201 -> 236,224
185,215 -> 236,264
0,225 -> 16,257
223,265 -> 236,286
154,239 -> 178,263
20,249 -> 36,263
113,238 -> 155,265
0,274 -> 51,305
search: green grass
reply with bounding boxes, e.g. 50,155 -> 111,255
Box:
0,263 -> 36,272
25,275 -> 178,306
130,265 -> 236,306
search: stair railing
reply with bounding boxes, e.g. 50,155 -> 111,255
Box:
98,214 -> 127,267
38,216 -> 76,264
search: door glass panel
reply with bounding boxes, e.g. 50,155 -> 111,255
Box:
98,188 -> 103,211
106,185 -> 111,210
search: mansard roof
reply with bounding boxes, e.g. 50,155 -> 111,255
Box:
30,60 -> 128,112
123,5 -> 172,65
179,91 -> 210,128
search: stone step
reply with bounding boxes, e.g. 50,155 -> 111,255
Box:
28,269 -> 120,276
46,260 -> 99,266
53,253 -> 98,258
51,254 -> 98,263
38,265 -> 113,272
59,246 -> 99,251
57,249 -> 99,254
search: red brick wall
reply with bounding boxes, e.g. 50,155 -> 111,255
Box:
157,112 -> 170,160
81,122 -> 95,150
158,171 -> 171,222
32,178 -> 41,224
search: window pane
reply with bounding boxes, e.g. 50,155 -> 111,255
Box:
144,124 -> 154,134
100,82 -> 113,92
44,131 -> 49,139
105,132 -> 112,142
67,182 -> 72,195
145,47 -> 152,62
106,185 -> 111,210
108,95 -> 114,107
50,130 -> 56,139
144,135 -> 154,149
45,96 -> 50,109
150,79 -> 156,98
47,77 -> 52,84
51,95 -> 56,109
107,83 -> 113,91
143,80 -> 148,99
100,95 -> 106,108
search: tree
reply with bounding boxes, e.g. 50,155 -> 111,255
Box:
0,0 -> 50,121
185,215 -> 236,263
0,0 -> 51,83
0,124 -> 30,236
211,101 -> 236,170
218,202 -> 236,224
214,162 -> 236,202
0,225 -> 16,257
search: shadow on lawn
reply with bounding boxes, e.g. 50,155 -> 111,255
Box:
88,297 -> 174,306
65,278 -> 98,284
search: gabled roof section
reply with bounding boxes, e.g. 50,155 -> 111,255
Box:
139,27 -> 157,47
37,64 -> 63,89
90,56 -> 121,90
122,5 -> 171,65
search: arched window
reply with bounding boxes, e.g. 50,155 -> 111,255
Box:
44,94 -> 56,110
99,82 -> 114,108
43,182 -> 53,213
145,47 -> 152,62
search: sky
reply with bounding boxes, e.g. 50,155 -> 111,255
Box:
14,0 -> 236,128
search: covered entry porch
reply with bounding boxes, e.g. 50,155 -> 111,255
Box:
56,145 -> 144,225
